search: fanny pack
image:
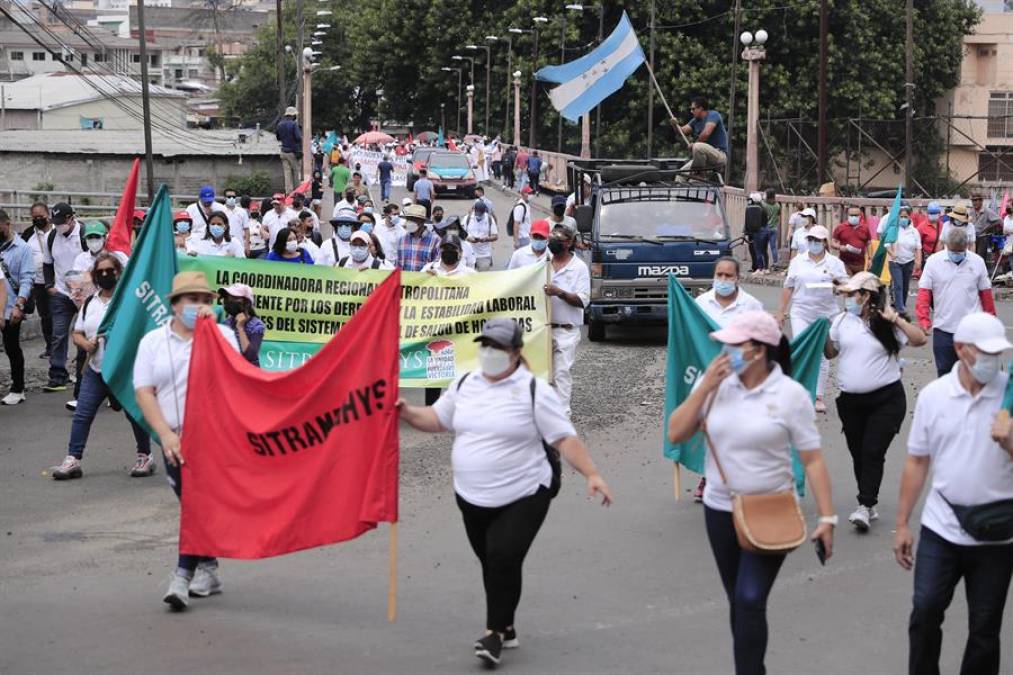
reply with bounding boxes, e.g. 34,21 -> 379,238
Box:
941,494 -> 1013,542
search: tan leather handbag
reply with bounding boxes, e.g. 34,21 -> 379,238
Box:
701,399 -> 806,555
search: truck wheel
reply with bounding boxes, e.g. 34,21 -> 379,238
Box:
587,320 -> 605,342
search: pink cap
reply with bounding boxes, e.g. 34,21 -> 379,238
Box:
350,230 -> 371,245
710,310 -> 782,347
520,185 -> 533,194
218,283 -> 255,303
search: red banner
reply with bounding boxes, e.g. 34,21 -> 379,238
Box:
179,271 -> 401,559
106,157 -> 139,256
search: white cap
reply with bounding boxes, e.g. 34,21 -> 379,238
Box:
806,225 -> 830,241
801,207 -> 817,218
350,230 -> 371,245
954,312 -> 1012,354
401,197 -> 413,207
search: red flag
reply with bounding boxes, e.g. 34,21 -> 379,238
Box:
289,177 -> 312,202
179,271 -> 401,559
448,138 -> 459,152
106,157 -> 140,255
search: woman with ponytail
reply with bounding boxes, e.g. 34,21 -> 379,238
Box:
825,271 -> 926,532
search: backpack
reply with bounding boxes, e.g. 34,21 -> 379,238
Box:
506,201 -> 527,238
455,372 -> 561,498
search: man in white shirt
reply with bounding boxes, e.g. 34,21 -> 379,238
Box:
375,204 -> 405,266
317,215 -> 358,267
508,219 -> 551,269
546,224 -> 590,418
894,312 -> 1013,675
221,188 -> 250,253
511,186 -> 533,249
695,256 -> 764,327
462,200 -> 498,271
262,193 -> 299,250
916,228 -> 995,376
185,185 -> 217,238
41,202 -> 85,393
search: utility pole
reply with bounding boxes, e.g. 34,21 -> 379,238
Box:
296,0 -> 303,121
904,0 -> 914,194
557,13 -> 566,154
646,0 -> 655,158
529,25 -> 541,149
817,0 -> 828,186
504,36 -> 512,138
135,0 -> 155,202
485,49 -> 491,135
594,4 -> 603,157
726,0 -> 741,185
275,0 -> 286,120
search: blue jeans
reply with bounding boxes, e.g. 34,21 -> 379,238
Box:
769,226 -> 779,264
380,179 -> 392,202
163,452 -> 217,573
67,367 -> 150,459
890,260 -> 915,314
752,228 -> 773,270
48,293 -> 77,384
909,526 -> 1013,675
705,506 -> 787,675
932,329 -> 957,377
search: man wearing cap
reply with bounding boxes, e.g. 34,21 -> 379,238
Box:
0,209 -> 34,406
546,224 -> 590,418
262,194 -> 299,250
894,311 -> 1013,675
462,199 -> 498,271
549,195 -> 577,234
917,227 -> 995,376
185,185 -> 218,239
508,219 -> 551,270
832,205 -> 872,276
917,201 -> 944,263
317,215 -> 358,267
397,205 -> 440,272
42,202 -> 86,393
421,233 -> 475,277
937,202 -> 976,252
969,191 -> 1002,259
511,187 -> 533,249
790,208 -> 818,259
276,106 -> 303,193
339,231 -> 392,270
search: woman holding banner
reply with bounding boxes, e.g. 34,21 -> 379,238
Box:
397,318 -> 613,667
667,310 -> 836,675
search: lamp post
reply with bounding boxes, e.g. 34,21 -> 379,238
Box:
487,34 -> 509,137
565,3 -> 603,158
440,102 -> 446,135
739,29 -> 767,194
301,47 -> 318,181
441,66 -> 464,134
466,84 -> 475,134
513,70 -> 522,146
466,43 -> 492,135
530,16 -> 548,149
452,54 -> 475,85
557,11 -> 566,154
376,88 -> 384,133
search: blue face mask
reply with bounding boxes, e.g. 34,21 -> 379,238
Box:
337,224 -> 352,240
531,238 -> 547,252
713,279 -> 736,297
180,304 -> 200,330
845,296 -> 864,316
350,246 -> 369,262
808,241 -> 825,256
209,225 -> 225,239
948,251 -> 966,265
720,344 -> 750,375
359,222 -> 373,234
175,222 -> 191,234
847,215 -> 860,226
899,217 -> 910,228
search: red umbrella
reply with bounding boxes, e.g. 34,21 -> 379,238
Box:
354,131 -> 395,145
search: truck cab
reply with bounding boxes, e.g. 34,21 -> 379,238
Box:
570,159 -> 732,341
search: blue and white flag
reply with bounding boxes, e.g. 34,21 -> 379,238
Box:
535,12 -> 646,123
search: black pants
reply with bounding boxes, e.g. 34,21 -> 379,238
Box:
163,453 -> 217,573
744,234 -> 758,271
456,486 -> 551,632
417,199 -> 432,217
527,170 -> 540,194
32,283 -> 53,354
1,318 -> 25,393
503,166 -> 514,188
836,380 -> 906,508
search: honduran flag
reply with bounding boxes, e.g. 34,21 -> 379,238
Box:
535,12 -> 646,123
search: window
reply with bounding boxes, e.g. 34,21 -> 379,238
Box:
81,53 -> 87,66
32,51 -> 46,61
174,68 -> 184,78
978,148 -> 1013,182
987,92 -> 1013,138
149,54 -> 159,66
93,52 -> 106,63
188,68 -> 199,78
131,53 -> 141,63
10,51 -> 24,61
65,53 -> 73,62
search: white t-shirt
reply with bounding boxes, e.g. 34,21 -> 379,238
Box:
463,214 -> 498,259
133,322 -> 240,433
25,226 -> 52,284
508,245 -> 548,270
790,226 -> 812,255
695,287 -> 764,327
917,250 -> 990,332
784,252 -> 848,320
433,367 -> 576,507
908,367 -> 1013,546
829,313 -> 907,393
550,255 -> 590,327
192,237 -> 246,258
375,222 -> 405,266
248,218 -> 266,250
889,225 -> 922,265
698,365 -> 822,512
221,206 -> 250,241
420,260 -> 476,276
316,237 -> 350,267
788,211 -> 806,231
263,208 -> 300,248
1003,215 -> 1013,236
939,221 -> 975,249
72,250 -> 129,274
74,293 -> 111,372
512,201 -> 532,240
185,202 -> 215,238
42,221 -> 83,297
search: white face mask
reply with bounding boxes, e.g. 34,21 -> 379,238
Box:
86,237 -> 105,253
478,346 -> 513,377
285,240 -> 299,253
967,351 -> 1002,384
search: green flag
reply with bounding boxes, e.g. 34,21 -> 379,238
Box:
868,185 -> 903,278
1004,362 -> 1013,412
99,185 -> 178,433
663,275 -> 830,493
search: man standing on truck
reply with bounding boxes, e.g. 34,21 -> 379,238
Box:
545,222 -> 590,419
671,96 -> 728,175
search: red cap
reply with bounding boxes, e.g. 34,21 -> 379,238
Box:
172,210 -> 191,223
520,185 -> 533,195
530,219 -> 551,238
133,209 -> 147,221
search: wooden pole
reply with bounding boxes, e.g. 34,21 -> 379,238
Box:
135,0 -> 155,203
387,522 -> 398,622
644,61 -> 690,148
673,463 -> 682,501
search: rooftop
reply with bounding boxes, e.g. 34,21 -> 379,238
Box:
0,128 -> 281,157
1,72 -> 185,111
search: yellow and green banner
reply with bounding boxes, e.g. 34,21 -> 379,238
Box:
178,254 -> 552,387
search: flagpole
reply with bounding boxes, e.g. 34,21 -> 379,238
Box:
387,522 -> 398,622
644,60 -> 691,149
673,463 -> 682,502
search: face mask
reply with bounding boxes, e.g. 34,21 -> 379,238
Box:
285,240 -> 299,253
441,248 -> 460,265
928,213 -> 939,222
899,217 -> 910,228
175,222 -> 191,234
547,238 -> 566,255
60,223 -> 73,235
180,304 -> 200,330
845,296 -> 864,316
968,351 -> 1001,384
847,215 -> 860,226
809,241 -> 825,255
478,345 -> 513,377
95,270 -> 117,290
364,207 -> 374,214
531,238 -> 547,252
359,223 -> 373,234
224,299 -> 243,316
209,225 -> 226,239
32,216 -> 47,228
350,246 -> 369,262
948,251 -> 966,265
86,237 -> 105,254
406,222 -> 420,235
553,205 -> 566,217
720,344 -> 751,375
713,279 -> 736,297
337,225 -> 352,240
225,197 -> 236,207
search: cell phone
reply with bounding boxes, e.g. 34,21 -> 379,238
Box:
815,539 -> 827,566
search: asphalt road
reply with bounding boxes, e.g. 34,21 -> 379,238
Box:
1,183 -> 1011,675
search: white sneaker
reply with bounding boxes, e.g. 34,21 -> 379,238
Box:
869,506 -> 879,522
163,573 -> 191,610
1,392 -> 25,406
65,400 -> 77,412
188,562 -> 222,597
51,455 -> 83,480
848,505 -> 871,532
